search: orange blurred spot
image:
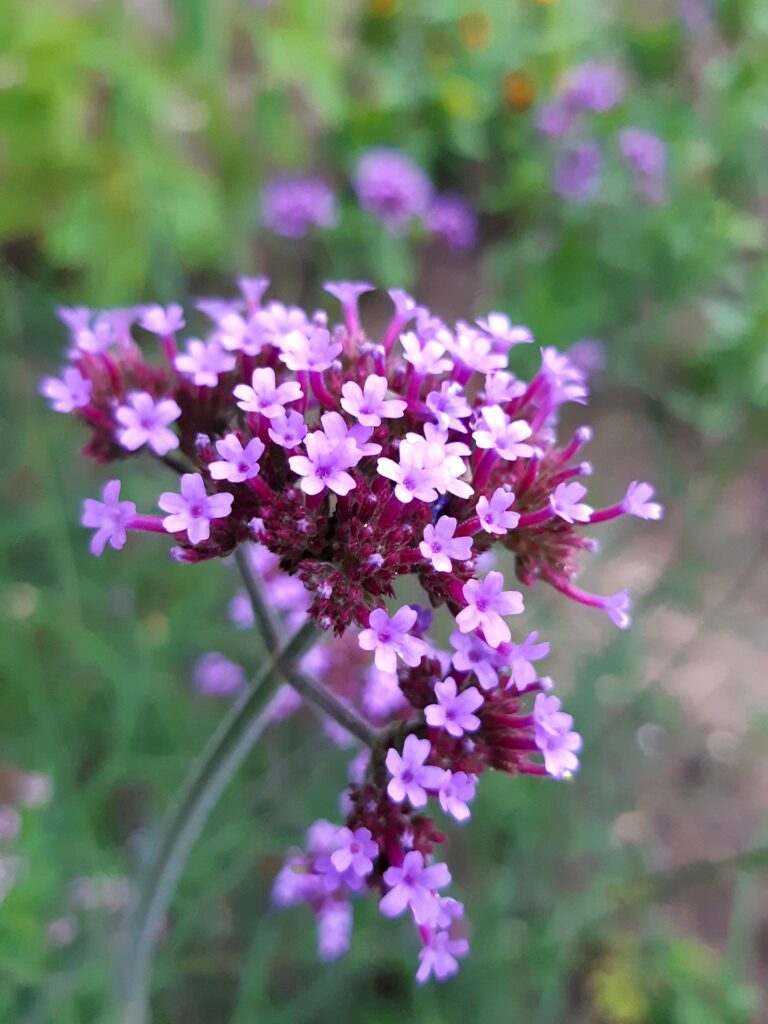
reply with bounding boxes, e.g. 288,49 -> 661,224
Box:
369,0 -> 399,15
502,70 -> 535,112
459,12 -> 493,52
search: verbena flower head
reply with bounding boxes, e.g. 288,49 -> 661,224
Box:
353,148 -> 432,233
619,128 -> 668,205
424,193 -> 478,250
44,276 -> 662,982
260,175 -> 337,238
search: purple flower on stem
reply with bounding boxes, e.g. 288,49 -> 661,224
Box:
623,481 -> 664,520
477,488 -> 520,535
40,367 -> 92,413
449,630 -> 505,691
419,517 -> 473,572
563,62 -> 624,112
424,193 -> 478,250
550,482 -> 593,524
377,441 -> 442,504
174,338 -> 236,386
260,175 -> 337,238
289,431 -> 360,496
456,571 -> 524,648
425,383 -> 473,433
193,652 -> 246,696
354,148 -> 432,233
330,826 -> 378,878
359,607 -> 428,673
279,327 -> 343,373
425,677 -> 483,738
233,367 -> 303,418
400,333 -> 453,375
324,280 -> 374,335
533,693 -> 582,778
553,141 -> 603,201
602,589 -> 631,629
158,473 -> 234,544
475,313 -> 534,352
379,849 -> 451,923
208,434 -> 265,483
139,304 -> 185,336
505,631 -> 550,690
115,392 -> 181,455
81,480 -> 136,556
385,735 -> 444,808
317,901 -> 352,961
340,374 -> 407,426
417,931 -> 469,983
437,770 -> 477,822
472,407 -> 535,462
268,410 -> 308,449
619,128 -> 668,205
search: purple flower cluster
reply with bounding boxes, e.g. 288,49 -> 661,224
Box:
43,278 -> 662,981
537,61 -> 667,205
260,176 -> 338,238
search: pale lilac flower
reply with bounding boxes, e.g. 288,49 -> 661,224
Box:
437,770 -> 477,822
472,406 -> 535,462
419,517 -> 473,572
209,434 -> 265,483
237,275 -> 271,307
541,347 -> 589,405
475,313 -> 534,352
425,382 -> 473,432
603,589 -> 631,629
324,280 -> 375,312
233,367 -> 303,418
268,410 -> 308,449
330,826 -> 378,877
279,326 -> 342,372
553,141 -> 603,201
537,100 -> 579,137
623,481 -> 664,520
550,481 -> 593,523
619,128 -> 667,205
40,367 -> 92,413
174,338 -> 236,386
56,305 -> 91,338
400,332 -> 453,375
482,371 -> 525,404
450,325 -> 507,374
115,392 -> 181,455
158,473 -> 234,544
139,303 -> 185,336
75,317 -> 115,354
477,488 -> 520,535
228,590 -> 255,628
260,175 -> 337,238
416,931 -> 469,983
385,736 -> 443,808
380,850 -> 451,925
81,480 -> 136,556
403,431 -> 473,500
424,193 -> 477,249
377,439 -> 442,504
449,630 -> 505,691
317,901 -> 352,961
340,374 -> 407,426
193,652 -> 246,696
563,62 -> 624,112
359,606 -> 428,674
289,431 -> 360,496
362,665 -> 407,719
533,693 -> 582,778
320,411 -> 380,458
215,312 -> 262,355
505,631 -> 550,689
456,571 -> 524,648
354,148 -> 432,232
425,677 -> 483,737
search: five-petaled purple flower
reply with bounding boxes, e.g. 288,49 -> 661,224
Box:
175,338 -> 236,386
340,374 -> 407,426
359,607 -> 428,673
533,693 -> 582,778
330,826 -> 378,878
438,770 -> 477,822
158,473 -> 234,544
379,850 -> 451,924
115,392 -> 181,455
419,517 -> 473,572
416,930 -> 469,983
209,435 -> 265,483
623,481 -> 664,520
40,367 -> 92,413
234,367 -> 303,418
289,430 -> 361,496
457,571 -> 525,648
385,735 -> 444,808
477,488 -> 520,535
425,677 -> 484,738
81,480 -> 136,556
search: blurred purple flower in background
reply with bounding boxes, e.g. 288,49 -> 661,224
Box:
192,652 -> 246,697
424,193 -> 478,250
562,62 -> 624,112
354,148 -> 432,233
261,175 -> 337,238
619,128 -> 668,204
553,141 -> 603,201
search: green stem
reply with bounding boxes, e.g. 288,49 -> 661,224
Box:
120,620 -> 318,1024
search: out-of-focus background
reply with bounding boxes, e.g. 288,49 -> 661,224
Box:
2,1 -> 768,1021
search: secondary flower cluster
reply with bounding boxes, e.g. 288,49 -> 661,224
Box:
260,149 -> 477,249
43,278 -> 661,981
537,62 -> 668,205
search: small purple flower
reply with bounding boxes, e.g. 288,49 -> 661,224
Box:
425,383 -> 473,433
158,473 -> 234,544
475,313 -> 534,352
622,481 -> 664,520
425,677 -> 483,738
228,590 -> 255,628
602,589 -> 631,629
472,406 -> 535,462
362,665 -> 407,719
483,371 -> 526,404
550,481 -> 593,523
75,317 -> 115,354
330,826 -> 378,877
477,488 -> 520,535
40,367 -> 92,413
324,280 -> 374,334
400,332 -> 453,375
563,62 -> 624,112
450,326 -> 507,374
340,374 -> 407,426
289,431 -> 360,496
419,517 -> 473,573
320,411 -> 380,458
139,303 -> 185,336
536,99 -> 579,137
260,175 -> 337,238
456,571 -> 524,649
174,338 -> 236,386
267,409 -> 308,449
377,441 -> 441,504
385,735 -> 444,808
505,631 -> 550,690
115,392 -> 181,455
209,434 -> 265,483
449,630 -> 505,691
553,141 -> 603,201
379,849 -> 451,923
533,693 -> 582,778
354,148 -> 432,233
359,606 -> 428,674
278,327 -> 342,373
193,652 -> 246,696
424,193 -> 477,250
437,770 -> 477,822
81,480 -> 136,556
416,931 -> 469,983
233,367 -> 303,419
317,901 -> 352,962
619,128 -> 667,205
